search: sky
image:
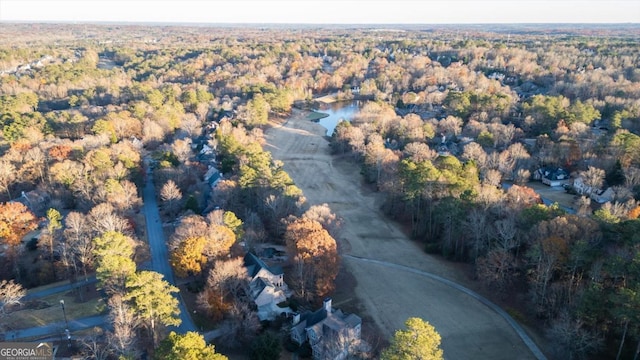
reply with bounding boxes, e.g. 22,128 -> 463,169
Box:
0,0 -> 638,24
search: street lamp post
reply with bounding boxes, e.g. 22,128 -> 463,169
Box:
60,300 -> 71,348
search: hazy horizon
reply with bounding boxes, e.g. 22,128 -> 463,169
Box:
1,1 -> 639,25
2,20 -> 639,26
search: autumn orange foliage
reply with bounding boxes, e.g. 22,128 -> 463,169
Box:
628,206 -> 640,220
48,144 -> 73,161
0,202 -> 38,248
285,218 -> 339,299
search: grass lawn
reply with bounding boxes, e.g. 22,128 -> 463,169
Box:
305,111 -> 329,121
4,285 -> 105,330
525,181 -> 577,210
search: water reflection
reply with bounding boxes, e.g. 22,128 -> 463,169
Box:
314,101 -> 362,136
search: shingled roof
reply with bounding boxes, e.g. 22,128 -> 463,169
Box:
244,252 -> 284,277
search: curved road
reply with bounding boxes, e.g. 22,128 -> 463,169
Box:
142,165 -> 197,333
345,255 -> 547,360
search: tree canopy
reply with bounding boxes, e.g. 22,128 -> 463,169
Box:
155,331 -> 227,360
381,317 -> 444,360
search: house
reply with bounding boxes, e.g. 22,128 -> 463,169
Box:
244,252 -> 291,321
572,177 -> 615,203
291,298 -> 362,360
204,166 -> 222,188
592,187 -> 615,204
535,167 -> 569,186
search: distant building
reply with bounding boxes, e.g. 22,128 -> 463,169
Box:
291,298 -> 362,360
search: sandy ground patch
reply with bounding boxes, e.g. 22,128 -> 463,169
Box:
264,109 -> 540,360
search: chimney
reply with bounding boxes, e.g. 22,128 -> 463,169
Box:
292,313 -> 300,325
323,298 -> 332,313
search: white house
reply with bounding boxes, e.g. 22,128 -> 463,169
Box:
244,252 -> 291,321
573,177 -> 615,203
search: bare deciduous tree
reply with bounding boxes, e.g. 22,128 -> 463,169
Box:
514,168 -> 531,185
466,209 -> 489,262
223,300 -> 260,348
303,203 -> 343,239
461,142 -> 487,169
483,169 -> 502,187
171,138 -> 192,164
64,211 -> 94,281
548,311 -> 603,360
0,279 -> 26,314
404,142 -> 437,163
107,294 -> 140,359
0,160 -> 16,200
476,250 -> 516,292
580,166 -> 606,195
160,180 -> 182,216
197,257 -> 249,321
625,167 -> 640,187
142,119 -> 165,147
80,331 -> 112,360
206,209 -> 225,226
494,215 -> 518,252
180,113 -> 202,137
574,196 -> 592,217
243,210 -> 266,247
87,203 -> 130,236
172,215 -> 208,245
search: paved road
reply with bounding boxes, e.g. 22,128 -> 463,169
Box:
4,168 -> 197,342
345,255 -> 547,360
23,276 -> 98,301
142,166 -> 197,333
4,315 -> 107,341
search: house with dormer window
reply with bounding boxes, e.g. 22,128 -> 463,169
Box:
244,252 -> 292,321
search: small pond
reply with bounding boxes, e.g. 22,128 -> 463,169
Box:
312,100 -> 364,136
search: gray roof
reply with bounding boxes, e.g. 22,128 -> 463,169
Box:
244,252 -> 284,277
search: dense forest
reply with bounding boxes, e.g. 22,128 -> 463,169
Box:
0,23 -> 639,359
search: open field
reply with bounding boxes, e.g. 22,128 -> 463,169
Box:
264,109 -> 542,360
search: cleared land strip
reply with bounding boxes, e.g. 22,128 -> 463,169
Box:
265,109 -> 545,359
344,254 -> 547,360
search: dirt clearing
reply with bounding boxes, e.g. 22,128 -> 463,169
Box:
264,109 -> 540,360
